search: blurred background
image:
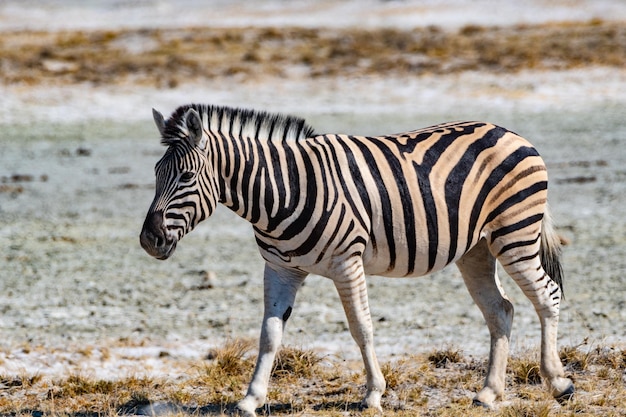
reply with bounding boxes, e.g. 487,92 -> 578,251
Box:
0,0 -> 624,378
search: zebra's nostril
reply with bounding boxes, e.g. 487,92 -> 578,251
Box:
140,210 -> 167,250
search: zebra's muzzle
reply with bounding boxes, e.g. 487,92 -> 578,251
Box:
140,210 -> 177,260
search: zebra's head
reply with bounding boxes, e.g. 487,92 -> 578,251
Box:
140,107 -> 218,260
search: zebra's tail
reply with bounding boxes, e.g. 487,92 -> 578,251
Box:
539,205 -> 565,297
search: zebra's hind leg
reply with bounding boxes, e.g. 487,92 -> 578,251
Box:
497,241 -> 574,403
456,238 -> 514,407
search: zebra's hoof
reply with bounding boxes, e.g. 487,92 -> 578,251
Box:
361,388 -> 384,414
472,398 -> 493,409
555,384 -> 575,404
472,387 -> 497,409
233,401 -> 257,417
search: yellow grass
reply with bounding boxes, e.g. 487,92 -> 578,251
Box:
1,340 -> 624,416
1,20 -> 625,87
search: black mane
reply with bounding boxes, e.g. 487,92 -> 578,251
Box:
161,104 -> 316,145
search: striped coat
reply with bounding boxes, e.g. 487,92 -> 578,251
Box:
140,105 -> 573,416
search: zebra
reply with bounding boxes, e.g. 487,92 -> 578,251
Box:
140,104 -> 574,415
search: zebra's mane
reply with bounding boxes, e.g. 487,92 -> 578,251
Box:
161,104 -> 316,146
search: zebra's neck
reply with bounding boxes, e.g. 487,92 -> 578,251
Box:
180,105 -> 315,228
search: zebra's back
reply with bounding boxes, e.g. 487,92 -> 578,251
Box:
259,121 -> 548,278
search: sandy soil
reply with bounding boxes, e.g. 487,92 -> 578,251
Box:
2,72 -> 625,379
1,1 -> 625,382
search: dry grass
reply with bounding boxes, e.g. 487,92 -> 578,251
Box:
426,346 -> 463,368
1,20 -> 625,87
1,340 -> 624,416
509,354 -> 542,385
272,346 -> 324,380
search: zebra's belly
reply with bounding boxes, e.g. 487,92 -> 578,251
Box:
361,237 -> 454,278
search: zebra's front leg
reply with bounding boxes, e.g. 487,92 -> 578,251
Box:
333,260 -> 385,412
236,263 -> 307,417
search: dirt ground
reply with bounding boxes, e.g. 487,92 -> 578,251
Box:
1,75 -> 625,377
0,5 -> 625,382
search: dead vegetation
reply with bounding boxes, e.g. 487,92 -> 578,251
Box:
1,19 -> 625,87
0,339 -> 624,416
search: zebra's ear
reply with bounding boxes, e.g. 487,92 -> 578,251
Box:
152,108 -> 166,137
184,108 -> 207,150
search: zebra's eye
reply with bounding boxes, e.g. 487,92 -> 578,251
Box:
180,172 -> 195,182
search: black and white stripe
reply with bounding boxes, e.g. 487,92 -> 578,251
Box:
140,104 -> 573,415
